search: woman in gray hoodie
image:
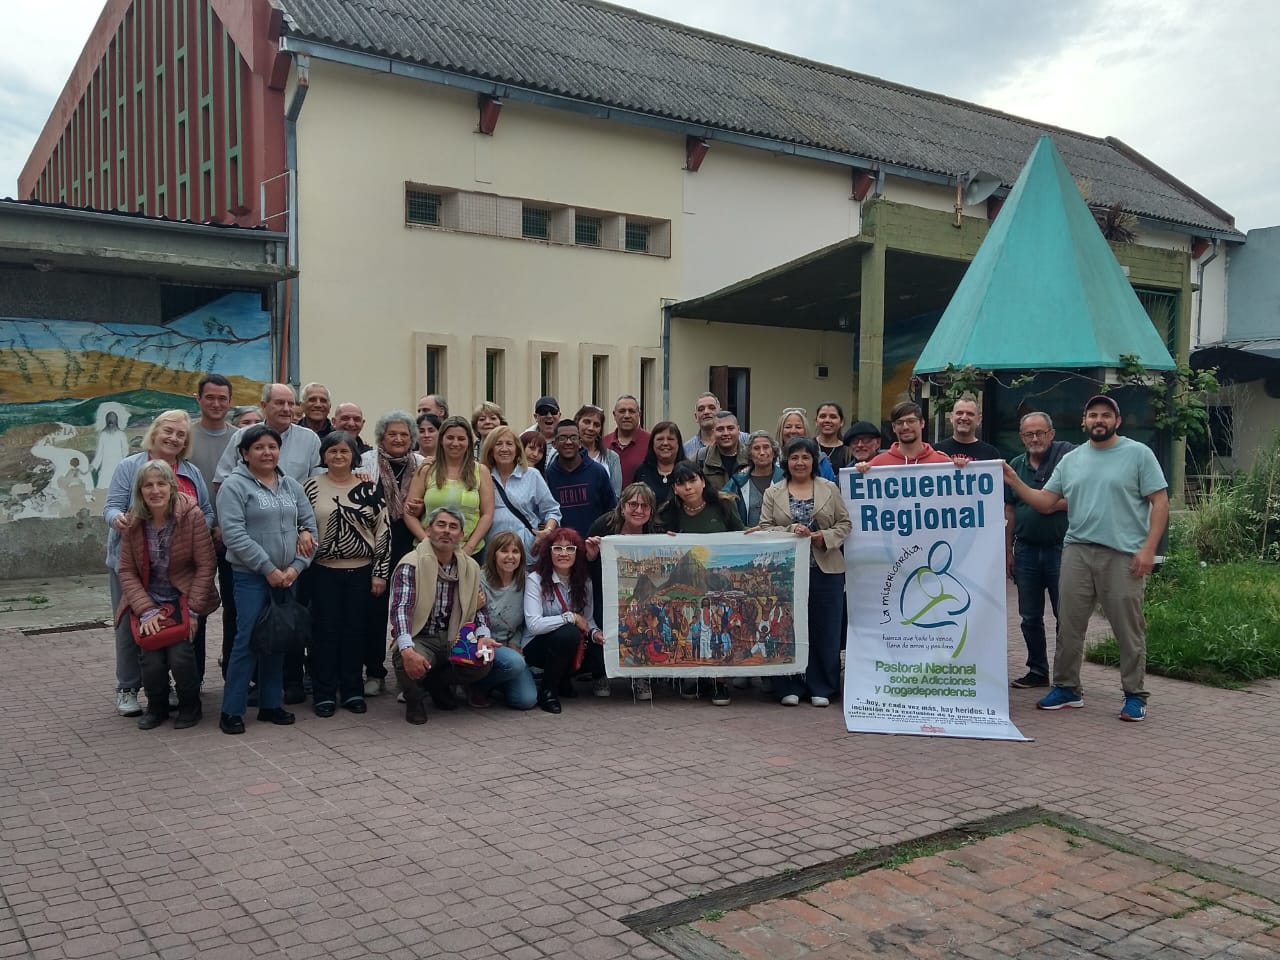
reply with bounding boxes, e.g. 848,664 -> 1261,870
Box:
215,425 -> 317,735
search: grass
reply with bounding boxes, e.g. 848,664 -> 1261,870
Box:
1086,552 -> 1280,687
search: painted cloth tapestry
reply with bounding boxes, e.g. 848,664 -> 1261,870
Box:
841,461 -> 1028,740
601,532 -> 810,678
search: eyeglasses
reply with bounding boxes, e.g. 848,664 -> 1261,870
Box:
554,434 -> 580,443
550,544 -> 578,553
623,501 -> 651,511
1020,430 -> 1050,439
892,417 -> 922,426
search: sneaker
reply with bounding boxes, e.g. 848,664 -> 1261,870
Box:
396,690 -> 406,704
168,687 -> 179,708
731,677 -> 750,690
710,682 -> 731,706
116,690 -> 142,717
1037,686 -> 1084,710
632,678 -> 652,701
363,677 -> 384,698
1119,696 -> 1146,722
593,677 -> 611,698
679,679 -> 700,700
780,694 -> 800,706
810,696 -> 830,707
1011,672 -> 1050,689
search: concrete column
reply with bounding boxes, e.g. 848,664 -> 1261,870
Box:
858,240 -> 886,424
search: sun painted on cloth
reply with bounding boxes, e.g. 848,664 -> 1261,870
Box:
842,461 -> 1028,740
601,533 -> 810,678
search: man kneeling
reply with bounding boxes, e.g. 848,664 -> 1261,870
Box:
388,506 -> 493,724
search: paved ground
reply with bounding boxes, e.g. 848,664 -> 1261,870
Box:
1,576 -> 1277,959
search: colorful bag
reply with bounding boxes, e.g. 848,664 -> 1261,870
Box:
449,622 -> 491,668
131,598 -> 191,651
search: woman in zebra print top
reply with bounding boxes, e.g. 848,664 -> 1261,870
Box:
303,431 -> 391,717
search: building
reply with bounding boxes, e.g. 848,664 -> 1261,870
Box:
19,0 -> 1241,444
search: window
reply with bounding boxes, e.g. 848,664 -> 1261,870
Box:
710,365 -> 751,429
625,220 -> 650,253
407,189 -> 442,225
522,205 -> 552,239
485,349 -> 506,405
425,345 -> 445,395
575,214 -> 602,247
639,357 -> 656,427
591,355 -> 609,408
540,352 -> 558,398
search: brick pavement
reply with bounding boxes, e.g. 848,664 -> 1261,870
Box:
689,824 -> 1280,959
1,583 -> 1278,959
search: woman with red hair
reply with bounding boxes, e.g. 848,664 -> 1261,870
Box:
522,528 -> 603,713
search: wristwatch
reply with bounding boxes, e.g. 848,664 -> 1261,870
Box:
563,612 -> 574,625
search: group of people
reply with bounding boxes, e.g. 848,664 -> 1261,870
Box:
105,376 -> 1168,733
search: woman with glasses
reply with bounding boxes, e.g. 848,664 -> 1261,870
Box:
523,528 -> 602,714
757,436 -> 852,708
584,483 -> 662,700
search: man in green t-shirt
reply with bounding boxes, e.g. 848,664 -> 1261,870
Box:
1003,395 -> 1168,723
1003,412 -> 1072,690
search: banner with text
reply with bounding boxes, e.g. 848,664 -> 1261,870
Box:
841,461 -> 1027,740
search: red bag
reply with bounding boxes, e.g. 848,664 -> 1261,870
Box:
127,527 -> 192,651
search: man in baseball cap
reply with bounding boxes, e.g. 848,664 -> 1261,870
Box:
529,396 -> 560,442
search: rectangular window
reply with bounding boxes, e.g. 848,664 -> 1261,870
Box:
522,205 -> 552,239
575,214 -> 602,247
625,220 -> 650,253
425,345 -> 445,395
407,189 -> 442,225
639,357 -> 656,427
485,348 -> 505,405
591,355 -> 609,408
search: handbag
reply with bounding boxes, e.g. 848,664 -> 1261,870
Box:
553,583 -> 587,672
251,587 -> 311,658
128,527 -> 192,651
449,622 -> 491,668
131,598 -> 191,651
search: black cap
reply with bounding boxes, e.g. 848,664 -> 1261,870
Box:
1084,394 -> 1120,415
843,420 -> 882,443
535,396 -> 559,415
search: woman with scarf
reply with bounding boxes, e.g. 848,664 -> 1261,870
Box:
357,411 -> 425,696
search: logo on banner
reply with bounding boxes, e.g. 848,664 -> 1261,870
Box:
899,541 -> 971,657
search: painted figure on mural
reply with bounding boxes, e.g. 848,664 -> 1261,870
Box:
91,406 -> 133,489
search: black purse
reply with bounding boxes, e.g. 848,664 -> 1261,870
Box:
251,588 -> 311,658
493,478 -> 535,534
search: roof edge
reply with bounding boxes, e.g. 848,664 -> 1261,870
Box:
1105,136 -> 1236,230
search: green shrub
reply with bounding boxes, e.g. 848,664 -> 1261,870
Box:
1087,553 -> 1280,687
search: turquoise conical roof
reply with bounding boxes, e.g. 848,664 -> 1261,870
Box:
915,135 -> 1176,373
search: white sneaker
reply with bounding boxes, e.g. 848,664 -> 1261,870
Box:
116,690 -> 142,717
396,690 -> 406,704
780,694 -> 800,707
810,696 -> 830,708
593,677 -> 611,698
632,679 -> 652,702
364,678 -> 383,697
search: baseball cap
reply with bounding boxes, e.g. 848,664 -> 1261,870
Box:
843,420 -> 882,443
535,396 -> 559,415
1084,394 -> 1120,415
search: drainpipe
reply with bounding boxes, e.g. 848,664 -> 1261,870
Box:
661,300 -> 673,420
283,56 -> 310,386
1194,239 -> 1219,347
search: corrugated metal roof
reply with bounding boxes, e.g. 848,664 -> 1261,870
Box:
278,0 -> 1238,236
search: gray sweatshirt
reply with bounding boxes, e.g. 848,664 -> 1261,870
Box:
216,463 -> 318,576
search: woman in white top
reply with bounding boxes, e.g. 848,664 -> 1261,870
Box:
522,528 -> 602,714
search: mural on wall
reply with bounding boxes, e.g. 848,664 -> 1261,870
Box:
0,291 -> 271,522
882,309 -> 942,414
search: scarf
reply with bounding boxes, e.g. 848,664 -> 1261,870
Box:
378,449 -> 416,521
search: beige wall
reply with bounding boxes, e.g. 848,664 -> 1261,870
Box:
295,61 -> 678,424
680,143 -> 859,300
668,320 -> 854,436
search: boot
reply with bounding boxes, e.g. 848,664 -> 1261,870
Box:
424,668 -> 458,711
396,665 -> 428,725
137,704 -> 168,730
173,696 -> 202,730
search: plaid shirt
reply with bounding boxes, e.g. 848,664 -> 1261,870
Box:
390,558 -> 489,651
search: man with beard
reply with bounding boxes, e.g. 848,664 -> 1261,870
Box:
1003,412 -> 1072,690
1003,395 -> 1167,723
864,401 -> 952,466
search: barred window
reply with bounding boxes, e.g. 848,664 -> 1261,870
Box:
625,220 -> 650,253
575,214 -> 602,247
407,190 -> 442,225
522,205 -> 552,239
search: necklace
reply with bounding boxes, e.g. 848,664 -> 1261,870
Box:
682,500 -> 706,516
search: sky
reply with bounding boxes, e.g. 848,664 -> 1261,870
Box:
2,0 -> 1276,230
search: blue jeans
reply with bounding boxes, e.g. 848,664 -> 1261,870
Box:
221,571 -> 290,717
1014,542 -> 1061,679
472,645 -> 538,710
